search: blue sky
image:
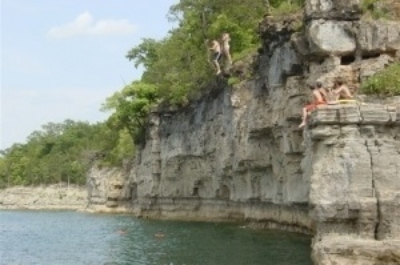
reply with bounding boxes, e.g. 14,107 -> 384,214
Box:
1,0 -> 177,149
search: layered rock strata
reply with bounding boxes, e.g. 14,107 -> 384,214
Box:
86,166 -> 132,213
307,103 -> 400,263
312,235 -> 400,265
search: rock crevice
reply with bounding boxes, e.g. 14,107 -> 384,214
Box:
365,138 -> 380,240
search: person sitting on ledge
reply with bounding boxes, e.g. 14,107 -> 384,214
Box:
298,81 -> 327,129
333,78 -> 353,100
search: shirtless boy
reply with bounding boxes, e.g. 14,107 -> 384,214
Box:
298,82 -> 327,128
209,39 -> 222,75
333,79 -> 353,100
221,32 -> 232,65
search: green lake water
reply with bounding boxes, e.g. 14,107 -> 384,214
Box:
0,210 -> 312,265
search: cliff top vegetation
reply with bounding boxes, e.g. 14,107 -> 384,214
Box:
361,63 -> 400,96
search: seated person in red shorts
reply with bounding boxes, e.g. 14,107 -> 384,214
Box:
298,82 -> 327,128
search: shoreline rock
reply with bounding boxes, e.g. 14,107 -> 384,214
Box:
312,235 -> 400,265
0,185 -> 87,211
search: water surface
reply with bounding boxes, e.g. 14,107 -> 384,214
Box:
0,211 -> 312,265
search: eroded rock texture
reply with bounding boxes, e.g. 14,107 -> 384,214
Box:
131,17 -> 312,233
86,166 -> 132,212
312,235 -> 400,265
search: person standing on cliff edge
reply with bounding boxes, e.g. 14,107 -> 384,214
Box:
221,32 -> 232,66
298,82 -> 327,129
208,39 -> 222,75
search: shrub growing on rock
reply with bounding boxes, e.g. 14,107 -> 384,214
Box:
361,63 -> 400,96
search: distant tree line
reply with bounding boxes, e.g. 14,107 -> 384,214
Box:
0,120 -> 134,188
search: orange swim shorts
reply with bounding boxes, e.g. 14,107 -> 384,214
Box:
305,100 -> 326,112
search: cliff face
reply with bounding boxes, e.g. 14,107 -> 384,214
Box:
128,16 -> 308,231
88,0 -> 400,263
86,166 -> 132,212
132,76 -> 312,231
128,0 -> 400,231
306,103 -> 400,240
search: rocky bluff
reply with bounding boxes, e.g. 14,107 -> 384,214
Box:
87,0 -> 400,264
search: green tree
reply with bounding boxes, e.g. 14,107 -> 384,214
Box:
124,0 -> 267,106
0,119 -> 128,187
102,81 -> 159,143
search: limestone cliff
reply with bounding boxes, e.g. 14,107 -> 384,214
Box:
87,0 -> 400,263
86,165 -> 132,212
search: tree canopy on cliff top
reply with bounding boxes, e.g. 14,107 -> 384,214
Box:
127,0 -> 268,103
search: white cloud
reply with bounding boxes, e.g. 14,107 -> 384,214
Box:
47,11 -> 137,38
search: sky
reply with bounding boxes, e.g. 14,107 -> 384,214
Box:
1,0 -> 178,150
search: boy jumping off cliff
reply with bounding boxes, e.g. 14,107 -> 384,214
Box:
209,39 -> 222,75
298,82 -> 327,129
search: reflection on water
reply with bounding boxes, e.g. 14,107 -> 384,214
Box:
0,211 -> 312,265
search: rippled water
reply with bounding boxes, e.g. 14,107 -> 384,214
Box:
0,211 -> 312,265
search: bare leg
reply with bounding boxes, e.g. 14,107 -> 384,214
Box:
335,85 -> 353,99
213,60 -> 221,74
225,50 -> 232,65
341,86 -> 353,98
298,107 -> 308,128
